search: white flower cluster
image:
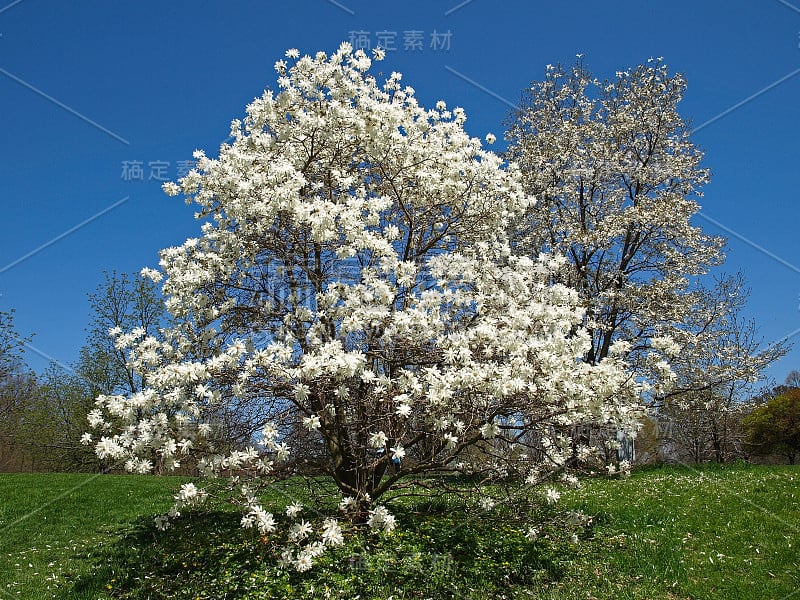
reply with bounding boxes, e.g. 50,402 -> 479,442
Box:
240,497 -> 346,572
367,505 -> 397,533
241,505 -> 277,534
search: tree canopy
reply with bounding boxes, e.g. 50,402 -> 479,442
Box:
87,44 -> 642,571
744,388 -> 800,464
505,58 -> 724,394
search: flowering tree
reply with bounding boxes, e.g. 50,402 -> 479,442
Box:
87,44 -> 641,571
660,274 -> 788,463
505,58 -> 724,392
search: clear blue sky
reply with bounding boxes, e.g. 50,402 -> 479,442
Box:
1,0 -> 799,387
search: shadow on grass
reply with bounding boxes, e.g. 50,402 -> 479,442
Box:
62,501 -> 571,599
65,510 -> 258,599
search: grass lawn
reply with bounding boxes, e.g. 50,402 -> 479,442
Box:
553,464 -> 799,599
0,464 -> 797,599
0,472 -> 189,599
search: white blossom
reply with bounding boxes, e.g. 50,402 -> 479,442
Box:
302,415 -> 321,431
321,518 -> 344,546
367,505 -> 397,533
241,506 -> 276,534
288,520 -> 313,541
480,422 -> 501,439
545,488 -> 561,505
285,502 -> 303,518
294,552 -> 313,572
369,431 -> 388,448
390,445 -> 406,461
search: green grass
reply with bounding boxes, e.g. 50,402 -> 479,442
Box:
553,463 -> 800,599
0,472 -> 189,599
0,464 -> 797,599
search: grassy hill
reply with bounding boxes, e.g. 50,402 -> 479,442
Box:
0,464 -> 797,599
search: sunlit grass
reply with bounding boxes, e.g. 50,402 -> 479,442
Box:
0,473 -> 188,599
553,463 -> 800,599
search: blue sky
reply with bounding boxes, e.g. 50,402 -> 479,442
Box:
1,0 -> 799,386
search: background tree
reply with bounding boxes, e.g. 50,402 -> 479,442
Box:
658,274 -> 788,463
10,364 -> 101,472
744,388 -> 800,464
0,310 -> 27,381
0,310 -> 38,471
1,273 -> 169,472
82,271 -> 166,396
88,44 -> 642,571
777,369 -> 800,394
505,58 -> 724,391
786,370 -> 800,387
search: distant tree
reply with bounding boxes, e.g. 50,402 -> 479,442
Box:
81,271 -> 166,396
0,310 -> 38,471
659,274 -> 788,463
744,389 -> 800,464
784,370 -> 800,390
22,364 -> 103,471
0,309 -> 27,382
0,372 -> 38,471
5,366 -> 90,472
